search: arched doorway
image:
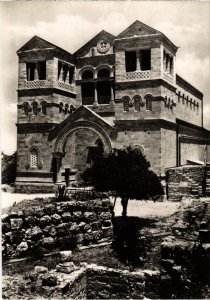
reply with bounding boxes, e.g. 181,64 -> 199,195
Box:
53,121 -> 112,184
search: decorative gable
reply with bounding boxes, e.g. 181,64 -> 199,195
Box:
117,20 -> 160,39
74,30 -> 116,58
48,106 -> 114,141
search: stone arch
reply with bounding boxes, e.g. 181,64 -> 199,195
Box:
54,120 -> 112,154
79,66 -> 95,79
96,65 -> 111,77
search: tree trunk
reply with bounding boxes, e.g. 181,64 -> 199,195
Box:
121,197 -> 129,219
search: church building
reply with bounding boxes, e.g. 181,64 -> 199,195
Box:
15,20 -> 210,192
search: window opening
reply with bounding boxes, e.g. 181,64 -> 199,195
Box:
26,61 -> 46,81
140,49 -> 151,71
81,82 -> 95,105
81,70 -> 93,79
32,102 -> 38,116
123,96 -> 130,112
59,102 -> 63,113
134,96 -> 141,111
125,51 -> 136,72
97,69 -> 110,78
22,102 -> 29,116
146,96 -> 152,111
30,149 -> 38,168
41,101 -> 47,115
91,48 -> 95,57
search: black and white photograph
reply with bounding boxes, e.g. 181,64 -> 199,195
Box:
1,1 -> 210,299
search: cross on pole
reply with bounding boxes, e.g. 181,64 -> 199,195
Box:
61,168 -> 76,187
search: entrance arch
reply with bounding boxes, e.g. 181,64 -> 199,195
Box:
53,120 -> 112,182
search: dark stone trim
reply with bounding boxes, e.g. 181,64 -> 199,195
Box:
179,135 -> 209,145
18,88 -> 76,98
17,123 -> 57,134
176,118 -> 209,134
76,78 -> 114,85
114,119 -> 177,131
16,172 -> 52,178
115,78 -> 177,92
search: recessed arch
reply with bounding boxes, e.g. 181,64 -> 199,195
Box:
79,66 -> 95,79
54,120 -> 112,154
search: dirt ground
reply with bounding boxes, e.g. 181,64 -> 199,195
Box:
1,191 -> 180,218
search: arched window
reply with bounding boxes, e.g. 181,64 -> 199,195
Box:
122,96 -> 130,112
22,102 -> 29,116
133,95 -> 141,112
32,101 -> 38,116
182,94 -> 185,104
145,96 -> 152,111
59,102 -> 63,113
91,48 -> 95,57
41,101 -> 47,115
97,68 -> 110,78
81,70 -> 94,79
64,103 -> 69,114
30,148 -> 38,168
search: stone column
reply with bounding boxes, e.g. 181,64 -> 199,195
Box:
52,152 -> 63,183
93,82 -> 98,107
35,63 -> 39,80
136,50 -> 141,71
110,81 -> 115,106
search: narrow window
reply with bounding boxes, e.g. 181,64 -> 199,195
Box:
26,62 -> 36,81
134,96 -> 141,112
69,67 -> 74,84
91,48 -> 95,57
146,96 -> 152,111
62,65 -> 68,82
140,49 -> 151,71
32,102 -> 38,116
59,102 -> 63,113
41,101 -> 47,115
122,96 -> 130,112
38,61 -> 46,80
22,102 -> 29,116
64,104 -> 69,114
125,51 -> 136,72
58,61 -> 62,80
30,149 -> 38,168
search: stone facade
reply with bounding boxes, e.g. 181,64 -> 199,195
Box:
15,20 -> 210,192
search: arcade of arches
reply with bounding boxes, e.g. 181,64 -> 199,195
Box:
81,68 -> 114,106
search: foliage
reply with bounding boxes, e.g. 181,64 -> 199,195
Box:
1,151 -> 17,185
82,146 -> 164,217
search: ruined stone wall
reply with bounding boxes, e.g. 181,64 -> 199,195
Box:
86,265 -> 160,299
166,165 -> 205,201
2,198 -> 113,259
160,199 -> 210,299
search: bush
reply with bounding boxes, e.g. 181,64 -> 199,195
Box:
1,151 -> 17,185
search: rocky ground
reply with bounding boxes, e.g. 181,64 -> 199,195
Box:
2,193 -> 210,299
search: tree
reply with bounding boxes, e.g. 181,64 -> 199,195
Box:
1,151 -> 17,185
82,146 -> 164,218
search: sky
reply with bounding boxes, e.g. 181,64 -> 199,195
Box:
0,1 -> 209,154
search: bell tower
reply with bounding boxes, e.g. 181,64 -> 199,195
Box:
15,36 -> 78,192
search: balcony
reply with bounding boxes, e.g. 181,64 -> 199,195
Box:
163,72 -> 173,84
124,70 -> 151,81
22,80 -> 75,93
55,81 -> 75,93
24,80 -> 47,89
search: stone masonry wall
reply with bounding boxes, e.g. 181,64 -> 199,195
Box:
2,198 -> 113,259
160,199 -> 210,299
86,264 -> 160,299
166,165 -> 205,201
